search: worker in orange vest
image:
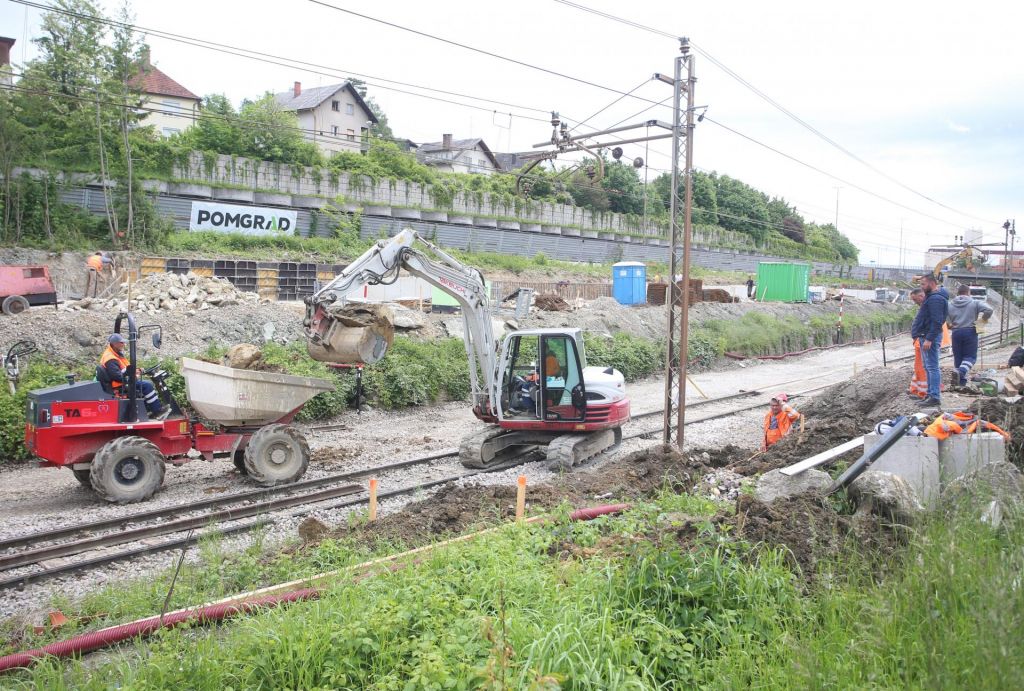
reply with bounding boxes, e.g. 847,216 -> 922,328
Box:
907,288 -> 928,399
100,334 -> 167,418
85,252 -> 104,297
763,392 -> 801,449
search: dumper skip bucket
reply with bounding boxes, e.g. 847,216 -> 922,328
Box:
180,357 -> 334,427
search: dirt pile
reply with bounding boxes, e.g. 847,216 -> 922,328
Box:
328,444 -> 709,551
729,493 -> 901,581
701,288 -> 737,303
62,272 -> 260,316
966,397 -> 1024,469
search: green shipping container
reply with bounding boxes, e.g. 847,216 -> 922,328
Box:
755,262 -> 810,302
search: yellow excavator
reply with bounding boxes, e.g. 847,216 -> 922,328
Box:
915,245 -> 988,284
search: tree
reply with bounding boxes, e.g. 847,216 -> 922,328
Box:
236,94 -> 323,166
600,161 -> 643,214
715,175 -> 771,242
650,170 -> 718,224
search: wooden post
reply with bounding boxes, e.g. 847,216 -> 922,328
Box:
515,476 -> 527,522
368,479 -> 378,522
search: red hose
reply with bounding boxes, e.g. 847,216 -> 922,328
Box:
569,504 -> 630,521
0,588 -> 320,673
0,503 -> 632,673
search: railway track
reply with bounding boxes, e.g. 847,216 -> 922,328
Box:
0,360 -> 945,589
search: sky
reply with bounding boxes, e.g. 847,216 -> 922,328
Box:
3,0 -> 1022,267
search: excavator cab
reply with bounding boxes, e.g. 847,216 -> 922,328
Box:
501,331 -> 586,422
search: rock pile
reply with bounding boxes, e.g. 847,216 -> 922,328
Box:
62,272 -> 260,315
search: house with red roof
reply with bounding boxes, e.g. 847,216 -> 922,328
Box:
129,49 -> 201,137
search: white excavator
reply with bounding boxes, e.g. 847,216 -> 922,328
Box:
303,228 -> 630,470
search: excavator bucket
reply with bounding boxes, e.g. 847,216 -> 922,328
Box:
306,303 -> 395,364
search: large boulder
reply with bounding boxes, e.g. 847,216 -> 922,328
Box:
391,304 -> 427,330
849,470 -> 924,525
754,468 -> 831,504
224,343 -> 262,370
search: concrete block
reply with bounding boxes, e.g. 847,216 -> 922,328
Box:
864,433 -> 940,507
254,192 -> 291,206
212,187 -> 254,202
938,432 -> 1005,486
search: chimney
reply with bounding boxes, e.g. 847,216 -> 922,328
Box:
0,37 -> 15,69
293,81 -> 301,97
442,133 -> 452,149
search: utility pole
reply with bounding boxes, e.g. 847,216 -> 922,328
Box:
899,219 -> 904,270
833,187 -> 842,230
662,38 -> 696,447
1001,219 -> 1016,338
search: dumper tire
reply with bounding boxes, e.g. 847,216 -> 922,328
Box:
90,436 -> 166,504
2,295 -> 29,316
232,449 -> 248,475
71,467 -> 91,486
244,424 -> 309,487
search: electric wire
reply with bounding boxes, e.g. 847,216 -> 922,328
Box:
303,0 -> 668,107
552,0 -> 999,226
9,0 -> 553,123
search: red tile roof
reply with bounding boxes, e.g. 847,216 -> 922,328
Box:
129,65 -> 200,101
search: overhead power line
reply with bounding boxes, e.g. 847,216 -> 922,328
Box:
10,0 -> 552,123
303,0 -> 666,107
553,0 -> 999,226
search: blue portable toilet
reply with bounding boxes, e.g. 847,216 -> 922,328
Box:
612,261 -> 647,305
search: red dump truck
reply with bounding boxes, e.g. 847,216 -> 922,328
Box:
0,265 -> 57,315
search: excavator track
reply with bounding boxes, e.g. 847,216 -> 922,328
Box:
546,428 -> 622,472
459,427 -> 540,470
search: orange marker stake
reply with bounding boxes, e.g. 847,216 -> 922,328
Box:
515,475 -> 527,522
369,478 -> 378,522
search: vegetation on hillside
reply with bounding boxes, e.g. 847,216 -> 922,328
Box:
2,1 -> 860,266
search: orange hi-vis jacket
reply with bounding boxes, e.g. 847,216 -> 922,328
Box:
87,254 -> 104,271
764,404 -> 800,448
99,345 -> 129,390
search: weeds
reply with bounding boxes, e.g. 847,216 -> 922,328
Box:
9,494 -> 1024,688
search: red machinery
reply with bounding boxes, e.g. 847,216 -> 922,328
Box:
24,313 -> 325,503
0,265 -> 57,315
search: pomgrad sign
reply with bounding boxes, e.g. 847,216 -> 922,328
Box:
189,201 -> 297,236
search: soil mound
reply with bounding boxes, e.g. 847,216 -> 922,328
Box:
730,493 -> 901,582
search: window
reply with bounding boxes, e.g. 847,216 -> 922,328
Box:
345,103 -> 354,115
346,129 -> 355,141
162,99 -> 180,116
479,159 -> 486,167
161,127 -> 181,137
331,100 -> 340,111
332,125 -> 339,136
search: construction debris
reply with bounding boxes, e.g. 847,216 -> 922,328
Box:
61,272 -> 260,315
534,293 -> 571,312
701,288 -> 737,304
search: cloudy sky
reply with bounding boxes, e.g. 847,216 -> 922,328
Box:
3,0 -> 1022,266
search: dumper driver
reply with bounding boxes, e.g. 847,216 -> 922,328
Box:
100,334 -> 167,419
763,393 -> 801,449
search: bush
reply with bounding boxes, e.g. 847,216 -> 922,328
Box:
583,332 -> 663,381
0,360 -> 90,461
363,337 -> 470,409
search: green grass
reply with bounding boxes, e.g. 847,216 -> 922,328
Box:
11,493 -> 1023,689
693,308 -> 915,357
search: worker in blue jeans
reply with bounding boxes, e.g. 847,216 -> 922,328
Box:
918,274 -> 949,407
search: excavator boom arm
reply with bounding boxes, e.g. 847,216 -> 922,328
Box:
304,229 -> 499,413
